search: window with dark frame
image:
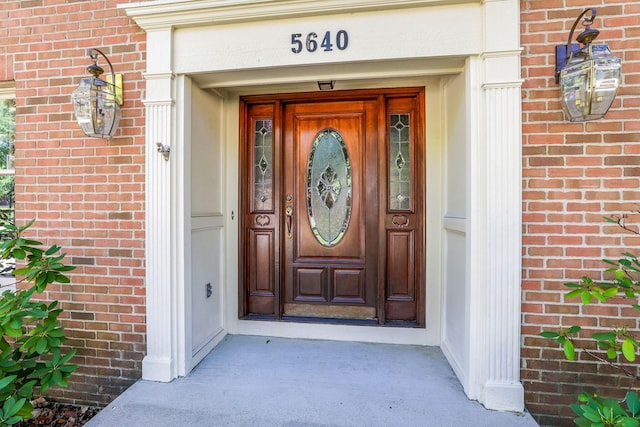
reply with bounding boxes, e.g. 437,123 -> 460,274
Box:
0,92 -> 15,282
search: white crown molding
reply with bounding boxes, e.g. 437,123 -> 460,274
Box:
121,0 -> 479,30
480,49 -> 524,58
482,81 -> 524,89
0,85 -> 15,98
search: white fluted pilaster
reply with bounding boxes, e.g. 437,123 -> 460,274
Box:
142,99 -> 176,381
468,0 -> 524,411
141,28 -> 178,382
481,81 -> 523,411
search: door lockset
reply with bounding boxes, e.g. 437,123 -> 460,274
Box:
285,206 -> 293,238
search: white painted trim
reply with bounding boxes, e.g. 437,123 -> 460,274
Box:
122,0 -> 480,29
233,320 -> 435,345
425,80 -> 444,345
143,72 -> 176,80
141,30 -> 180,383
465,54 -> 485,403
142,99 -> 177,382
180,76 -> 230,374
176,75 -> 190,377
465,59 -> 524,412
480,81 -> 524,413
0,86 -> 15,99
194,59 -> 465,91
192,215 -> 225,229
482,81 -> 524,89
479,2 -> 524,408
221,77 -> 445,348
443,216 -> 466,233
441,338 -> 466,390
191,328 -> 226,366
484,382 -> 526,414
0,86 -> 14,178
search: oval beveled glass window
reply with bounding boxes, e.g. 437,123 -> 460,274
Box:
307,129 -> 352,247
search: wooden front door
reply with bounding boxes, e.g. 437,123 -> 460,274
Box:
240,88 -> 425,326
282,100 -> 378,320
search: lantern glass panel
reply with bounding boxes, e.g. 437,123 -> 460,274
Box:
71,77 -> 121,138
560,59 -> 590,121
560,44 -> 621,122
71,78 -> 94,134
591,44 -> 621,116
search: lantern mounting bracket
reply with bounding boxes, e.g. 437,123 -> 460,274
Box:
555,8 -> 598,84
71,48 -> 124,138
554,7 -> 621,122
87,48 -> 124,106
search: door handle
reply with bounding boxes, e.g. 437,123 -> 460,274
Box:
285,206 -> 293,239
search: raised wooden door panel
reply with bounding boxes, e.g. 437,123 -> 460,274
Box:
383,95 -> 425,325
283,100 -> 379,319
247,229 -> 275,314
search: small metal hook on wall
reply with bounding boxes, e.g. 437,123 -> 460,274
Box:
156,142 -> 170,161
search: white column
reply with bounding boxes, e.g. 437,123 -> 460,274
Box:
481,78 -> 523,411
141,28 -> 179,382
468,0 -> 524,411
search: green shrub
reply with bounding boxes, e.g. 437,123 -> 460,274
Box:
541,214 -> 640,426
572,391 -> 640,427
0,220 -> 77,426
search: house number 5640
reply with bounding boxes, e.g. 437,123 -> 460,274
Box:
291,30 -> 349,54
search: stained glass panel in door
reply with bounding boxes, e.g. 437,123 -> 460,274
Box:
389,114 -> 411,210
253,119 -> 273,211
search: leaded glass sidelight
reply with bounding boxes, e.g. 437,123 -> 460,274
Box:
307,129 -> 352,247
389,114 -> 411,210
253,119 -> 273,211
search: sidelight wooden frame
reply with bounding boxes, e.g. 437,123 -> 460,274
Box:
238,87 -> 426,326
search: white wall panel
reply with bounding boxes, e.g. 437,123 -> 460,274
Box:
191,225 -> 224,354
441,69 -> 469,392
191,85 -> 223,216
442,229 -> 467,383
444,72 -> 467,217
188,84 -> 226,369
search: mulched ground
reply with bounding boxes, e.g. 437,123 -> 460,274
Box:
14,397 -> 100,427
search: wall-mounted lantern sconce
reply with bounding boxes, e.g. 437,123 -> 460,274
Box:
71,48 -> 123,138
555,8 -> 621,122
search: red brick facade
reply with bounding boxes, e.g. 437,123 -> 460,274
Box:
521,1 -> 640,425
1,0 -> 639,424
0,0 -> 146,405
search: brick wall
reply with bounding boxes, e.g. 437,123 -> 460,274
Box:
0,0 -> 146,406
521,1 -> 640,425
2,0 -> 639,420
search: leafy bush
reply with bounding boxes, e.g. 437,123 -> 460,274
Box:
0,220 -> 77,426
572,391 -> 640,427
541,214 -> 640,426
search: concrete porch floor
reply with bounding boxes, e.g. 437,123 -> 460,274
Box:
87,335 -> 538,426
